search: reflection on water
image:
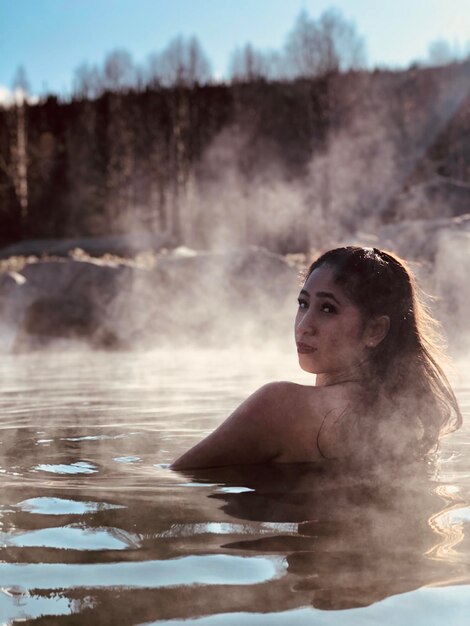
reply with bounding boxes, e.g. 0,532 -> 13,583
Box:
33,461 -> 98,474
0,350 -> 469,625
2,525 -> 140,551
14,497 -> 125,515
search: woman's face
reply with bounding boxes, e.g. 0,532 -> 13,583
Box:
295,264 -> 370,382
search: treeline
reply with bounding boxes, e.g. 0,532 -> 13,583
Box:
71,8 -> 366,96
66,9 -> 468,96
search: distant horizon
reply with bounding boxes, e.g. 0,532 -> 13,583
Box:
1,0 -> 470,101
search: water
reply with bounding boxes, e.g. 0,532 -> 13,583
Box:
0,350 -> 469,625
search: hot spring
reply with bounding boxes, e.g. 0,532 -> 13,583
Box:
0,348 -> 469,625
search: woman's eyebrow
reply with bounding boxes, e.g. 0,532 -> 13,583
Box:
315,291 -> 340,304
299,289 -> 310,298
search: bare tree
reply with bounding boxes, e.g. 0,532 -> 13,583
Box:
103,49 -> 136,91
149,36 -> 212,87
146,51 -> 164,87
263,51 -> 289,80
187,36 -> 212,85
427,39 -> 460,66
285,10 -> 322,78
318,8 -> 366,72
72,62 -> 103,99
229,44 -> 268,82
285,8 -> 366,78
11,66 -> 29,221
228,45 -> 289,82
12,65 -> 30,101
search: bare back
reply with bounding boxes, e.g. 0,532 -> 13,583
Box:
271,381 -> 364,463
171,380 -> 364,469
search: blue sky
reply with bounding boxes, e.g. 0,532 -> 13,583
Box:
1,0 -> 469,97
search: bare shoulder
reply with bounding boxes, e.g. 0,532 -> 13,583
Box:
219,381 -> 308,433
252,380 -> 310,407
250,381 -> 322,423
170,380 -> 305,470
259,380 -> 349,413
254,380 -> 345,422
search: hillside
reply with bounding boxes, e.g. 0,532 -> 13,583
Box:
1,61 -> 469,253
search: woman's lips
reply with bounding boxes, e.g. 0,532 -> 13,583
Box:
296,342 -> 317,354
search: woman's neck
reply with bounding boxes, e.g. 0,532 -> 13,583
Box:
316,373 -> 362,387
315,360 -> 371,387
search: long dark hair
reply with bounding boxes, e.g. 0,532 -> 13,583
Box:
307,246 -> 462,459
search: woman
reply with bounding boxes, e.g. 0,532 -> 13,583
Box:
171,246 -> 461,470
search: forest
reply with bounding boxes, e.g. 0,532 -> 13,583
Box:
1,9 -> 469,253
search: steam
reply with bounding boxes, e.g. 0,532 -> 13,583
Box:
1,62 -> 470,353
435,229 -> 470,356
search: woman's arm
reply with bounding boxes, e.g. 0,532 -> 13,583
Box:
170,382 -> 291,470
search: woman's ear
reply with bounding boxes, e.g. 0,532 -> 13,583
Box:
365,315 -> 390,348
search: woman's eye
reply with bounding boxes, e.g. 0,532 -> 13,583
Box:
297,298 -> 308,309
320,302 -> 337,314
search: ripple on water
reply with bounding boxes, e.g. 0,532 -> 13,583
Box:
0,555 -> 285,589
177,482 -> 220,487
0,590 -> 79,623
33,461 -> 98,475
15,497 -> 125,515
1,526 -> 140,551
443,507 -> 470,525
156,522 -> 299,538
60,433 -> 140,442
216,486 -> 255,494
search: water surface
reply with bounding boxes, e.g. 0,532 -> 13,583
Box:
0,350 -> 469,625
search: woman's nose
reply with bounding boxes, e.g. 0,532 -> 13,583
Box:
297,311 -> 317,336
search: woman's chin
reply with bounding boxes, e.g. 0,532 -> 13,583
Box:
298,356 -> 318,374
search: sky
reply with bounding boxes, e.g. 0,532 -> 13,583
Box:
1,0 -> 470,98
